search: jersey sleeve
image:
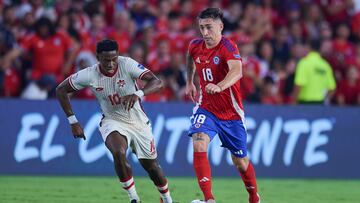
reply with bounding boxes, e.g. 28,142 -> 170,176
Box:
68,68 -> 92,90
126,57 -> 150,79
188,38 -> 202,58
188,39 -> 196,57
221,38 -> 242,62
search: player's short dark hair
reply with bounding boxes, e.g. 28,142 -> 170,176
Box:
35,17 -> 56,36
96,39 -> 118,54
198,8 -> 223,21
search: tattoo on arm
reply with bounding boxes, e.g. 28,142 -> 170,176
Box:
186,52 -> 195,83
194,134 -> 205,141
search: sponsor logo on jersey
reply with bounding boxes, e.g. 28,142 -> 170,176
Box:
95,87 -> 104,91
117,79 -> 125,87
196,57 -> 201,64
213,56 -> 220,64
37,41 -> 44,48
54,38 -> 61,46
194,123 -> 202,128
137,63 -> 145,70
233,54 -> 241,59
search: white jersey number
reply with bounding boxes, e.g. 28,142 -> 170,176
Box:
202,68 -> 213,82
193,114 -> 206,124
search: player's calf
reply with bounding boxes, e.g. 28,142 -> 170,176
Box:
232,156 -> 260,203
120,176 -> 140,202
157,181 -> 173,203
249,193 -> 260,203
139,159 -> 173,203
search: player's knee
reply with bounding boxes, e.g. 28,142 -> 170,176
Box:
112,148 -> 127,160
145,161 -> 161,174
192,133 -> 209,152
193,140 -> 208,152
233,156 -> 249,173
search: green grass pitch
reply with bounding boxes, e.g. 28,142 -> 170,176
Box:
0,176 -> 359,203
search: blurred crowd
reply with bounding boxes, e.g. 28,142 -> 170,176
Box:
1,0 -> 360,105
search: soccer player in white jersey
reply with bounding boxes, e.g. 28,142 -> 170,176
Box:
56,39 -> 173,203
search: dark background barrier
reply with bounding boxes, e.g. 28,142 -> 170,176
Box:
0,99 -> 359,178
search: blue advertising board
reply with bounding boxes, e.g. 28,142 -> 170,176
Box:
0,99 -> 359,178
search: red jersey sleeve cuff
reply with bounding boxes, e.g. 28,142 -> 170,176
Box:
68,77 -> 79,91
139,70 -> 150,80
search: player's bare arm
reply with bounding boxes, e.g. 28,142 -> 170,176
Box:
185,51 -> 197,102
205,59 -> 243,94
122,71 -> 163,111
56,79 -> 86,140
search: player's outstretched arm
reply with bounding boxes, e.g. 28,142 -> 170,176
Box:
122,71 -> 163,111
140,71 -> 164,95
185,51 -> 197,102
56,79 -> 86,140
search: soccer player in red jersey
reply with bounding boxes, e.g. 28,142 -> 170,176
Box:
186,8 -> 260,203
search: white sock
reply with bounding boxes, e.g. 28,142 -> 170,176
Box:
120,177 -> 139,201
157,182 -> 172,203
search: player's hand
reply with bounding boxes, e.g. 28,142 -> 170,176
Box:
186,82 -> 197,103
205,83 -> 222,94
122,94 -> 138,111
71,123 -> 86,140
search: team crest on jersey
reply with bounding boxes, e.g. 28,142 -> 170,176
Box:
137,63 -> 145,70
117,79 -> 125,87
213,56 -> 220,65
195,123 -> 202,128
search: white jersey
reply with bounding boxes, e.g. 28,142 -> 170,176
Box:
69,56 -> 150,124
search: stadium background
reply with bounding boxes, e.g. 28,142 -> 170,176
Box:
1,0 -> 360,203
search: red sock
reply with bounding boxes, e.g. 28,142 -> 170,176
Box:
240,163 -> 258,200
193,152 -> 214,201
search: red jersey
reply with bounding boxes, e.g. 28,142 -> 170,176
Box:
336,79 -> 360,105
188,36 -> 244,121
21,32 -> 72,80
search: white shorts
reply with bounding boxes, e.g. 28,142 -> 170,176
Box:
98,118 -> 157,159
